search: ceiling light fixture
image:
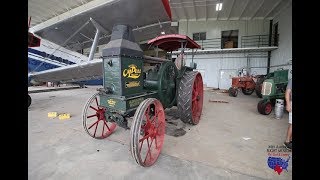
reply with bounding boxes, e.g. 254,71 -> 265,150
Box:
216,3 -> 222,11
161,31 -> 165,35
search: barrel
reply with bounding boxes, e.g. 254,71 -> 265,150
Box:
275,99 -> 284,119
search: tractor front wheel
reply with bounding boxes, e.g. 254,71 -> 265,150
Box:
130,98 -> 166,167
82,93 -> 117,139
255,76 -> 265,98
257,100 -> 264,114
257,100 -> 273,115
228,87 -> 238,97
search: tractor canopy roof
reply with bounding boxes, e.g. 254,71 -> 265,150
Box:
147,34 -> 201,51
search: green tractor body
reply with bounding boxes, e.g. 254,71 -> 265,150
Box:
257,69 -> 289,115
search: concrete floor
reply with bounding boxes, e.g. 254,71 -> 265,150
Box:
28,86 -> 292,180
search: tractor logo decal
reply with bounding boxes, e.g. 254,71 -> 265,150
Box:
125,81 -> 140,88
123,64 -> 141,79
107,99 -> 116,107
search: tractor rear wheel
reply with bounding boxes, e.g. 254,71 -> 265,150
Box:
228,87 -> 238,97
255,76 -> 265,98
177,71 -> 204,125
255,84 -> 263,98
130,98 -> 166,167
82,93 -> 117,139
28,94 -> 32,107
241,88 -> 254,95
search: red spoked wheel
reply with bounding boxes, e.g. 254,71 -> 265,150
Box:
178,71 -> 204,125
130,98 -> 166,167
82,93 -> 116,139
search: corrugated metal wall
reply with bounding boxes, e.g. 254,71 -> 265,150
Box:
177,9 -> 292,88
270,5 -> 292,79
178,20 -> 270,89
183,52 -> 268,89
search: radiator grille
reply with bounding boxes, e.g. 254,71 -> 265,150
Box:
262,82 -> 272,95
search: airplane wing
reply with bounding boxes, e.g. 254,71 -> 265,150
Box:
30,0 -> 172,51
29,0 -> 172,84
29,59 -> 103,84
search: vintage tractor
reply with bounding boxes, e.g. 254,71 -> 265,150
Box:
257,69 -> 289,115
228,68 -> 257,97
82,25 -> 204,167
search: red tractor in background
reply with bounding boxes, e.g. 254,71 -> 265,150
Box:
228,68 -> 265,97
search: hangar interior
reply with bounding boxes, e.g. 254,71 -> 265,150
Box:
28,0 -> 292,179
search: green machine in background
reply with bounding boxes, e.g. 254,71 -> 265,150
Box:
257,69 -> 289,115
82,25 -> 204,167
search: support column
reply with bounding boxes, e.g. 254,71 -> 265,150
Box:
267,19 -> 273,73
88,29 -> 100,61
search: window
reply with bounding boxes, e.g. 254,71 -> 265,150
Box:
273,22 -> 279,46
221,30 -> 239,49
193,32 -> 206,41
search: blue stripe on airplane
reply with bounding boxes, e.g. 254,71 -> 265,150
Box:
28,58 -> 60,72
28,48 -> 76,65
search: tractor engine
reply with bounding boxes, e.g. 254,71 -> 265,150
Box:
102,25 -> 144,97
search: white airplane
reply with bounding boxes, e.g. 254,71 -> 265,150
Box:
28,0 -> 173,107
28,35 -> 103,86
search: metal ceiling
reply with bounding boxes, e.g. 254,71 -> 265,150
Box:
29,0 -> 292,27
170,0 -> 292,21
28,0 -> 95,27
28,0 -> 292,51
